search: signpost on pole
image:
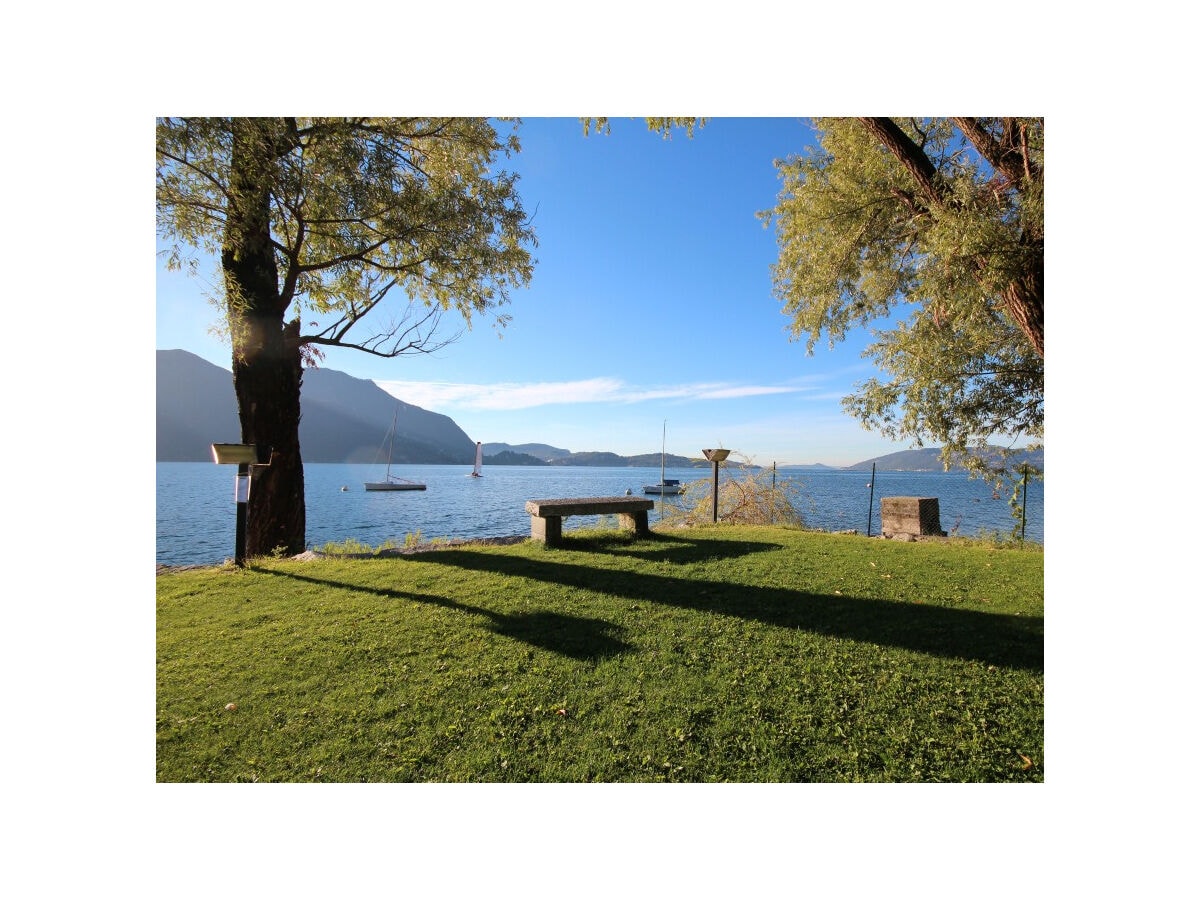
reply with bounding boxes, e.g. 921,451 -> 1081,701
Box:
211,443 -> 272,566
702,448 -> 731,523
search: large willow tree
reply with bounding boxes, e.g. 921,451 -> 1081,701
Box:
765,117 -> 1043,477
590,116 -> 1043,479
157,118 -> 536,557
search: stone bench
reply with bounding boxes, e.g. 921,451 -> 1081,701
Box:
524,496 -> 655,546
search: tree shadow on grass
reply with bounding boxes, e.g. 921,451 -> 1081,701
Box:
252,567 -> 632,662
549,531 -> 781,565
415,550 -> 1044,672
486,610 -> 629,661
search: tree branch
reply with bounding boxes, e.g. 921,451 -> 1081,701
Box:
856,117 -> 944,208
300,298 -> 462,359
951,117 -> 1039,187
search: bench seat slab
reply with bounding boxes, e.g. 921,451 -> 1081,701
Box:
525,496 -> 654,545
525,497 -> 654,518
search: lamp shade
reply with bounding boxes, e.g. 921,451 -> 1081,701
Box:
211,443 -> 272,465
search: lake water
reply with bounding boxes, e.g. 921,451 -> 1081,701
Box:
156,462 -> 1044,567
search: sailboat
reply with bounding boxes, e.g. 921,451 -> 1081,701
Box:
468,441 -> 483,477
364,405 -> 427,491
644,420 -> 684,495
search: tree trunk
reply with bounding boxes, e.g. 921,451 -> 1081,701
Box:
860,117 -> 1045,358
223,118 -> 307,558
1002,256 -> 1044,358
233,317 -> 305,557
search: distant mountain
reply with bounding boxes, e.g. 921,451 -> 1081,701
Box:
297,364 -> 476,464
156,350 -> 242,461
483,442 -> 572,461
540,451 -> 705,468
545,450 -> 627,467
482,442 -> 705,468
168,350 -> 1030,472
845,446 -> 1044,472
483,450 -> 550,466
157,350 -> 477,463
620,453 -> 706,469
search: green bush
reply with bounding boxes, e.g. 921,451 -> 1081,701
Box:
665,455 -> 805,527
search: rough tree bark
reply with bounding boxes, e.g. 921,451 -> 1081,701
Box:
223,118 -> 306,557
857,116 -> 1044,358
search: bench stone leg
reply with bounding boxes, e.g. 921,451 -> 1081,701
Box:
619,510 -> 650,537
530,514 -> 562,545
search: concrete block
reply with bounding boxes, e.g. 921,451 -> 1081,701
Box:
881,496 -> 946,537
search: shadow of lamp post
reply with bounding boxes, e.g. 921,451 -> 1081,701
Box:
702,448 -> 730,523
211,443 -> 272,566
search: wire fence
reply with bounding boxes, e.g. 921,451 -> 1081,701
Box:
666,461 -> 1043,544
859,463 -> 1042,543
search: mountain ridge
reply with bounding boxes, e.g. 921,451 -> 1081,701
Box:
157,350 -> 1042,470
156,351 -> 724,465
843,446 -> 1044,472
157,350 -> 477,464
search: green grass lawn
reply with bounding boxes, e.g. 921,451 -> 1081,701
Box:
156,525 -> 1043,782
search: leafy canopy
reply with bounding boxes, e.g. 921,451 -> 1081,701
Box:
583,117 -> 1043,483
762,117 -> 1043,478
156,117 -> 537,360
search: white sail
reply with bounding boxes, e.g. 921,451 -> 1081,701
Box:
469,441 -> 483,477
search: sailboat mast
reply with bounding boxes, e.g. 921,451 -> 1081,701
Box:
661,420 -> 666,487
387,406 -> 398,480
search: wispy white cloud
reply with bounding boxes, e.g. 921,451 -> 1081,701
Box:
375,377 -> 810,411
691,385 -> 802,401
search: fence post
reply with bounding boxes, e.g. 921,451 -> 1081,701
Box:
867,463 -> 876,537
1021,464 -> 1028,543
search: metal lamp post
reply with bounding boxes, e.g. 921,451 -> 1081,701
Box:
702,448 -> 731,523
211,443 -> 272,566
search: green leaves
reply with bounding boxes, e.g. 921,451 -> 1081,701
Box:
763,118 -> 1044,482
156,117 -> 537,358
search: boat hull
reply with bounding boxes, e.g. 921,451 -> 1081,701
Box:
364,481 -> 426,491
643,485 -> 684,495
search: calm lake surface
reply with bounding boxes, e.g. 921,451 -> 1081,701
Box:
156,462 -> 1044,567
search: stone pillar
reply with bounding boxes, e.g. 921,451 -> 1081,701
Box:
619,510 -> 650,537
530,515 -> 562,545
880,497 -> 946,538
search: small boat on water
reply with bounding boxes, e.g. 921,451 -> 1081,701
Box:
365,405 -> 426,491
467,441 -> 483,477
644,421 -> 684,495
644,478 -> 684,495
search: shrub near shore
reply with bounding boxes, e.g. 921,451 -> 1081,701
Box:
156,525 -> 1043,782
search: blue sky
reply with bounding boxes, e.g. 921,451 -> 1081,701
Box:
156,117 -> 930,466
